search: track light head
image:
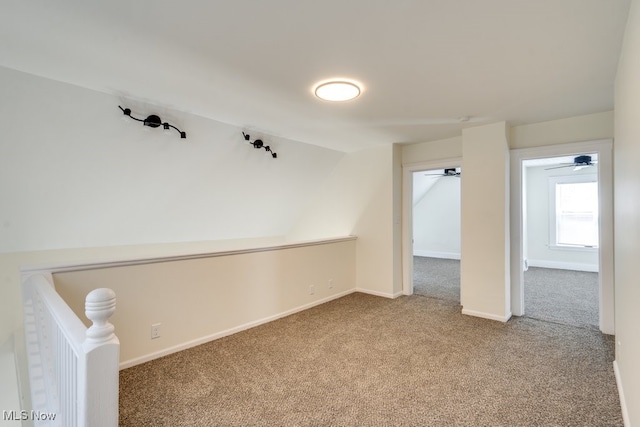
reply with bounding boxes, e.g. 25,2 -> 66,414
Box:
119,106 -> 186,139
143,115 -> 162,128
241,132 -> 277,159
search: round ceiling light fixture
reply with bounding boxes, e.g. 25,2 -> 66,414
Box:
313,80 -> 362,102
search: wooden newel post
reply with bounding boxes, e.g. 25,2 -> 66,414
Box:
81,288 -> 120,427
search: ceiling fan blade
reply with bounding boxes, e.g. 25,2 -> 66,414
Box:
544,164 -> 575,170
573,164 -> 596,171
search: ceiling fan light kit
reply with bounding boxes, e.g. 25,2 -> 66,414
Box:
424,168 -> 461,177
544,155 -> 597,171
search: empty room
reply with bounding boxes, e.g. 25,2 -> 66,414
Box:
1,1 -> 639,426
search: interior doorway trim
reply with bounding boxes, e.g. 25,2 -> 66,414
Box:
402,158 -> 463,296
510,139 -> 614,334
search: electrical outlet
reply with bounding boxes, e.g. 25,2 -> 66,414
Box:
309,285 -> 315,295
328,279 -> 334,289
151,323 -> 161,339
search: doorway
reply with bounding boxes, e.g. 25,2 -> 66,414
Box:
522,154 -> 599,329
402,158 -> 463,301
412,167 -> 462,302
510,140 -> 614,334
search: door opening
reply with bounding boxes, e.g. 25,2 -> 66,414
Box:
412,167 -> 462,303
521,154 -> 600,329
510,140 -> 613,334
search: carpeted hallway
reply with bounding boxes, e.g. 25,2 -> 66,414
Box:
119,293 -> 621,426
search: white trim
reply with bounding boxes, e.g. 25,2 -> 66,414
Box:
21,236 -> 357,275
119,289 -> 356,370
355,288 -> 403,299
402,158 -> 463,297
461,308 -> 512,323
526,259 -> 599,272
510,139 -> 614,335
413,250 -> 461,260
614,361 -> 630,427
547,244 -> 598,253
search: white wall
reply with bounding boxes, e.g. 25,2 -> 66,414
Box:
460,122 -> 511,322
287,144 -> 400,297
510,111 -> 614,149
402,136 -> 462,164
0,66 -> 345,346
0,66 -> 345,254
614,0 -> 640,423
525,164 -> 599,271
413,177 -> 461,259
52,239 -> 356,366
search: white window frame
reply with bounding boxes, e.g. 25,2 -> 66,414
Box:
548,173 -> 598,251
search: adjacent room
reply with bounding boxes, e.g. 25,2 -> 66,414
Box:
1,1 -> 639,426
412,167 -> 462,303
523,154 -> 601,330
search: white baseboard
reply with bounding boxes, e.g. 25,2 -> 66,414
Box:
355,288 -> 403,299
119,289 -> 356,370
462,308 -> 512,323
613,361 -> 630,427
413,250 -> 461,260
526,259 -> 598,272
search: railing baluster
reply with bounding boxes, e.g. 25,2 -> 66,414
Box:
22,274 -> 119,427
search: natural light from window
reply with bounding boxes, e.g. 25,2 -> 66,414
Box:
554,179 -> 599,247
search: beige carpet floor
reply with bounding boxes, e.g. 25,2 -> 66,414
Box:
413,256 -> 460,302
413,256 -> 599,329
523,267 -> 598,330
120,293 -> 621,426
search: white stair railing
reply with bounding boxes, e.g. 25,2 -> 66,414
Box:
22,274 -> 119,426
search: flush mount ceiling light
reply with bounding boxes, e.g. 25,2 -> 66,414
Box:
313,80 -> 362,101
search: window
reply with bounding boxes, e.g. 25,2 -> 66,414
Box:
549,174 -> 598,248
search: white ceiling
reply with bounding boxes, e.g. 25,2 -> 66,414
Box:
0,0 -> 630,152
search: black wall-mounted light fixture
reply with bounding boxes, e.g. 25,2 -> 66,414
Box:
242,132 -> 277,158
119,106 -> 186,139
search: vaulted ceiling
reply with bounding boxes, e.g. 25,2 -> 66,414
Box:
0,0 -> 630,152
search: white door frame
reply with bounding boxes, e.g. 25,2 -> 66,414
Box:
402,158 -> 463,297
510,139 -> 614,334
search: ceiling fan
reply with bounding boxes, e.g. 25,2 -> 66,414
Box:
424,168 -> 461,177
544,155 -> 597,171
